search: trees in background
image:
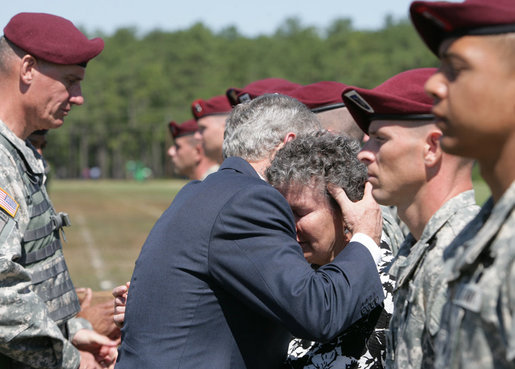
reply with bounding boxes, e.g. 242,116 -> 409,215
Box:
45,17 -> 436,179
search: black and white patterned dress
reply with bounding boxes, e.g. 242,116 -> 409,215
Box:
283,239 -> 395,369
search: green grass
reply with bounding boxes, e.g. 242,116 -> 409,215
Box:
49,179 -> 188,290
49,177 -> 490,292
472,163 -> 491,206
473,178 -> 490,206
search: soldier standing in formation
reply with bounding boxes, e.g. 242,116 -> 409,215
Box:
342,68 -> 480,368
410,0 -> 515,367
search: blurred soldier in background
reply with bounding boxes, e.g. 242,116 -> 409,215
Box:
168,119 -> 219,181
288,81 -> 364,139
226,77 -> 302,106
27,129 -> 48,156
191,95 -> 232,164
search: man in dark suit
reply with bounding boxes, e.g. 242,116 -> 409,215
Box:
115,94 -> 384,369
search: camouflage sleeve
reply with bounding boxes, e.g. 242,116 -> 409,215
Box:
0,147 -> 80,369
67,317 -> 93,339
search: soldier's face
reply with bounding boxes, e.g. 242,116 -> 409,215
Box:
425,34 -> 515,161
194,115 -> 227,163
167,135 -> 199,177
31,60 -> 85,130
358,120 -> 429,209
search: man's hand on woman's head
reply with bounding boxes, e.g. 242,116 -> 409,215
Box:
328,182 -> 382,245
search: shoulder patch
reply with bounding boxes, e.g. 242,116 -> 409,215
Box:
0,187 -> 19,217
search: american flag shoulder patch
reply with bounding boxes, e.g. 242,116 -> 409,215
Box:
0,187 -> 19,218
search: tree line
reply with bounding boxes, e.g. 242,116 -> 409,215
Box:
43,16 -> 438,179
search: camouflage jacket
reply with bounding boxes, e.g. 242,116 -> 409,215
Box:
386,190 -> 479,369
381,205 -> 407,257
0,121 -> 89,369
435,181 -> 515,369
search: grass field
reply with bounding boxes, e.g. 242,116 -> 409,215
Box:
49,178 -> 491,292
49,179 -> 188,291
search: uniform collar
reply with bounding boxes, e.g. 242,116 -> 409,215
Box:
0,120 -> 45,175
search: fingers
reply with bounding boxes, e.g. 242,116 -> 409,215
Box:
327,181 -> 382,244
113,305 -> 126,328
327,183 -> 351,208
112,284 -> 128,299
361,182 -> 375,203
93,300 -> 116,315
89,330 -> 119,347
79,350 -> 102,369
112,283 -> 129,328
73,328 -> 119,348
97,346 -> 118,368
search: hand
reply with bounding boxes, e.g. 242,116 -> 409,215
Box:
77,288 -> 121,340
73,329 -> 118,368
112,282 -> 130,328
78,350 -> 116,369
79,350 -> 102,369
328,182 -> 382,245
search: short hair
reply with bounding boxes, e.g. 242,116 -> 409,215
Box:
0,37 -> 21,74
266,130 -> 367,202
315,107 -> 364,141
223,94 -> 321,161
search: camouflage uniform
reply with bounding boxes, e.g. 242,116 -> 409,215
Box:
381,205 -> 407,257
434,181 -> 515,369
386,190 -> 479,369
0,121 -> 90,369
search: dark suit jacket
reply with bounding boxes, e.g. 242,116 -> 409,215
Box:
116,157 -> 384,369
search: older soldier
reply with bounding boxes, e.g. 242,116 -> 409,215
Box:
191,95 -> 232,164
410,0 -> 515,368
342,68 -> 480,369
167,119 -> 219,180
0,13 -> 117,369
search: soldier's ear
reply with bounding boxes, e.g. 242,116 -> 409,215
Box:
20,55 -> 37,85
423,130 -> 442,167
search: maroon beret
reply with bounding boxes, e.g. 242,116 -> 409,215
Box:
226,78 -> 302,106
191,95 -> 232,120
169,119 -> 198,139
410,0 -> 515,56
342,68 -> 436,133
4,12 -> 104,66
288,81 -> 348,113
